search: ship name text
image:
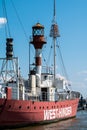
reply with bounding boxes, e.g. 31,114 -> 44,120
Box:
44,106 -> 72,120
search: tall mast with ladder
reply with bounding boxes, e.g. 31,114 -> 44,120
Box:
0,1 -> 20,100
50,0 -> 60,79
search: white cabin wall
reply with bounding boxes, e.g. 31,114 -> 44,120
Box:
30,75 -> 36,96
47,87 -> 55,101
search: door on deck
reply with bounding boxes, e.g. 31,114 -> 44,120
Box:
41,88 -> 47,101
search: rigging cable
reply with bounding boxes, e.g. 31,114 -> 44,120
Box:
56,40 -> 71,87
2,0 -> 11,38
46,42 -> 53,67
57,41 -> 68,78
10,0 -> 35,74
11,0 -> 29,42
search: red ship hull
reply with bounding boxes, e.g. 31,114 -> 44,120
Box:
0,98 -> 79,128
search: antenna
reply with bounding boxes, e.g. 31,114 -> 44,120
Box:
50,0 -> 60,79
53,0 -> 56,23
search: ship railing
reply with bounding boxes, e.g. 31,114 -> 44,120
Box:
30,36 -> 47,43
0,87 -> 80,101
29,65 -> 53,75
25,94 -> 40,101
23,90 -> 80,101
70,91 -> 80,99
8,87 -> 80,101
41,66 -> 53,74
24,89 -> 40,101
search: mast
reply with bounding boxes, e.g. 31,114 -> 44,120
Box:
0,1 -> 20,100
50,0 -> 60,79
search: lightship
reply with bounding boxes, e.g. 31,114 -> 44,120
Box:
0,0 -> 80,128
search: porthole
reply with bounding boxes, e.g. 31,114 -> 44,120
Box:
39,106 -> 41,109
32,101 -> 34,104
19,106 -> 21,109
27,106 -> 30,109
34,106 -> 36,109
9,105 -> 11,108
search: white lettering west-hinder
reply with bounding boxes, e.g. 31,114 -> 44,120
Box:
44,106 -> 72,120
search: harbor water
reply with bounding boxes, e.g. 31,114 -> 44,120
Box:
6,110 -> 87,130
